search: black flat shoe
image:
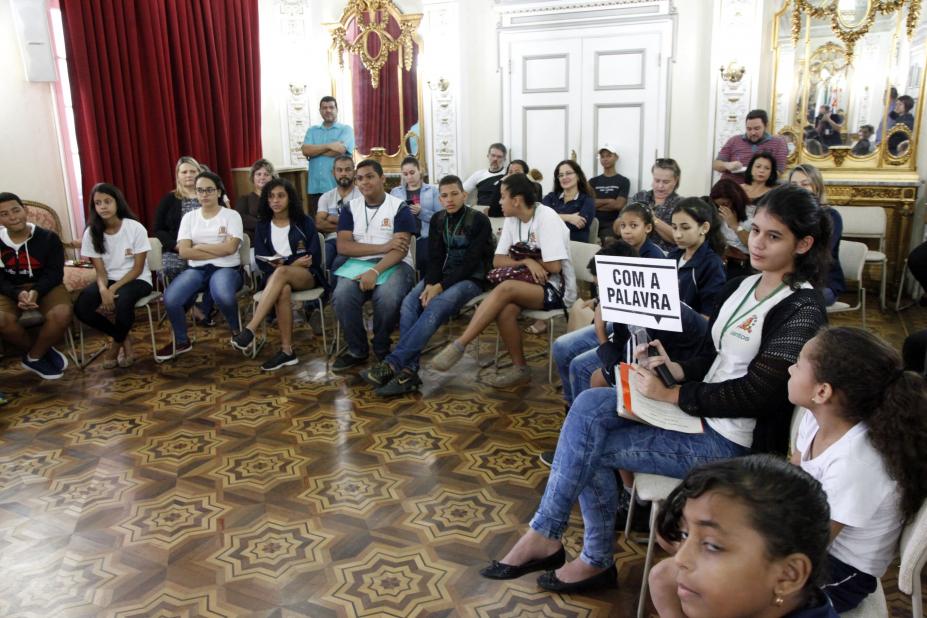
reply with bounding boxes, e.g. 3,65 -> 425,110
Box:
480,546 -> 566,580
537,563 -> 618,593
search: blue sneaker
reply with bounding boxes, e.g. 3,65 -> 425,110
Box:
21,354 -> 63,380
46,347 -> 69,373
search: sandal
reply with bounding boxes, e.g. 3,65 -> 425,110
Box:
102,344 -> 119,369
523,321 -> 548,335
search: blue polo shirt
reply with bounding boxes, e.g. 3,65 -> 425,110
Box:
304,122 -> 355,194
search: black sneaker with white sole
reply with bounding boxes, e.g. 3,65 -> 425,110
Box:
375,368 -> 422,397
261,350 -> 298,371
231,328 -> 255,352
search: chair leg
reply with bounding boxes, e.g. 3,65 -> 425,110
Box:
624,480 -> 638,540
317,299 -> 328,355
896,259 -> 908,311
547,318 -> 555,383
636,503 -> 661,618
879,261 -> 887,310
862,288 -> 867,329
145,304 -> 160,364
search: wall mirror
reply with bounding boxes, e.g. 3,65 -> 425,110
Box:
770,0 -> 926,171
328,0 -> 425,175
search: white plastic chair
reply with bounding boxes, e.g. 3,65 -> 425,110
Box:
587,217 -> 600,243
826,240 -> 868,327
251,233 -> 328,357
841,498 -> 927,617
833,206 -> 887,309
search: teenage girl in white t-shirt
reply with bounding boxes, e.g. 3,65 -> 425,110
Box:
430,173 -> 577,388
74,183 -> 152,368
483,185 -> 829,594
787,326 -> 927,612
157,171 -> 243,361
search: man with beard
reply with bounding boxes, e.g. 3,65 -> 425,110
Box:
316,155 -> 361,271
712,109 -> 788,184
301,96 -> 354,214
463,143 -> 508,206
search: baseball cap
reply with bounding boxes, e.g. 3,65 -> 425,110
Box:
598,143 -> 618,155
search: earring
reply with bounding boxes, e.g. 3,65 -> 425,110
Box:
774,595 -> 784,607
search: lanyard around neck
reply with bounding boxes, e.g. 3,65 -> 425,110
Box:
444,208 -> 467,245
517,216 -> 534,243
718,279 -> 785,349
364,203 -> 384,232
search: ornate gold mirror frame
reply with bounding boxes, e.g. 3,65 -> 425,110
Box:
328,0 -> 426,174
771,0 -> 925,173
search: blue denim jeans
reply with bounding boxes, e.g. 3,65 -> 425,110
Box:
386,279 -> 482,371
163,265 -> 242,344
553,325 -> 601,405
333,262 -> 416,358
529,387 -> 750,568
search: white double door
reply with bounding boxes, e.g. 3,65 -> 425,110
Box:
503,21 -> 672,196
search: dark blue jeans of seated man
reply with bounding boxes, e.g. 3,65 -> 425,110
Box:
385,278 -> 482,372
333,261 -> 416,359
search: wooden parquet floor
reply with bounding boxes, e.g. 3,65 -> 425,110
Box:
0,296 -> 924,617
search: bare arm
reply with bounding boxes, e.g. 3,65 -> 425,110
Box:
315,212 -> 339,233
713,159 -> 742,173
301,142 -> 346,158
178,237 -> 240,260
369,232 -> 411,273
336,230 -> 407,257
653,217 -> 675,243
595,196 -> 627,213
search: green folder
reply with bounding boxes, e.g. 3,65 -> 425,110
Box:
333,258 -> 398,285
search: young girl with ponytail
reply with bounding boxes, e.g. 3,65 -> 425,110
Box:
787,326 -> 927,612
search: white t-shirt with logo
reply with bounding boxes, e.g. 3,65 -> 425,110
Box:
177,207 -> 244,268
702,274 -> 807,448
796,410 -> 902,577
80,218 -> 152,285
495,203 -> 577,306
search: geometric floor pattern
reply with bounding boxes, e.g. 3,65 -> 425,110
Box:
0,296 -> 924,617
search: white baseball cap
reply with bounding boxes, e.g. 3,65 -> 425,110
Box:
598,143 -> 618,155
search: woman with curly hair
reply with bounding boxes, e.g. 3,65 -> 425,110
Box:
786,326 -> 927,612
743,151 -> 778,204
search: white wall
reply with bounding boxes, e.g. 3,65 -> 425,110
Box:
667,1 -> 714,197
1,0 -> 71,237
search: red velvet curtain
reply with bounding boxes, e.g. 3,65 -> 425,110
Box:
349,12 -> 419,155
59,0 -> 261,226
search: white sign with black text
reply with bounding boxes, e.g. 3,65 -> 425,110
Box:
594,256 -> 682,332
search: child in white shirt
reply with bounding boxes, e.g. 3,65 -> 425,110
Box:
787,326 -> 927,612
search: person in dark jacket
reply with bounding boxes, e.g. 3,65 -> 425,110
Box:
788,165 -> 844,305
361,174 -> 493,396
231,179 -> 325,371
0,192 -> 72,380
542,160 -> 596,242
480,185 -> 829,594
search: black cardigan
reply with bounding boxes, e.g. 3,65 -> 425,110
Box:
153,192 -> 186,253
677,277 -> 827,456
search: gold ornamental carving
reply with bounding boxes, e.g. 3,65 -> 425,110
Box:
331,0 -> 422,89
791,0 -> 922,62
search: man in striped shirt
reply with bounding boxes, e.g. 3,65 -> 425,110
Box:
713,109 -> 788,184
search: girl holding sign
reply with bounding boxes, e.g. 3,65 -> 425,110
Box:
480,184 -> 829,593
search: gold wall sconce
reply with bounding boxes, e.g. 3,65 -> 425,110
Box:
720,61 -> 746,83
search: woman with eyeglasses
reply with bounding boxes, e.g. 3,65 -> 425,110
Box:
155,171 -> 244,361
628,158 -> 683,253
541,160 -> 596,243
